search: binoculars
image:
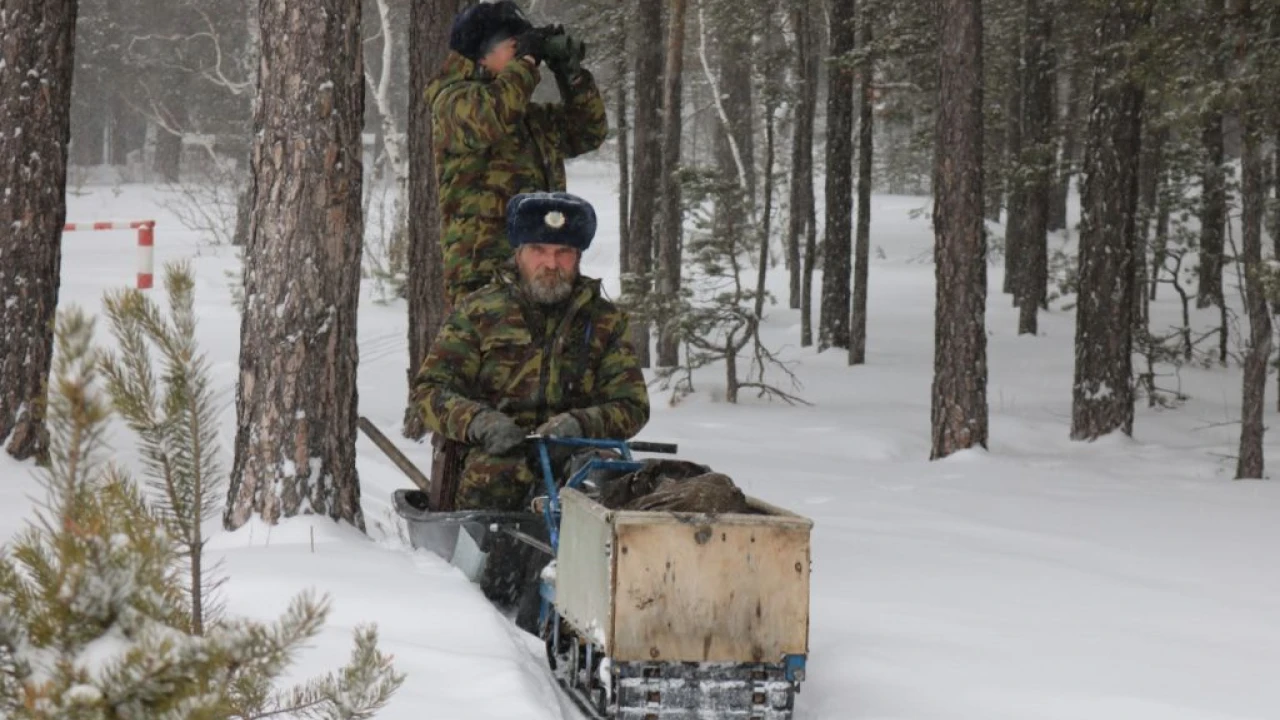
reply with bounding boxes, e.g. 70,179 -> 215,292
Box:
542,26 -> 587,76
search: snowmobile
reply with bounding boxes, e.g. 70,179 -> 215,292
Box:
365,420 -> 813,719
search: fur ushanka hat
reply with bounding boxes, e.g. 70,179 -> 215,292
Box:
449,1 -> 534,61
506,192 -> 597,251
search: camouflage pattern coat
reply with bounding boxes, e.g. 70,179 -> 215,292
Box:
426,52 -> 609,306
415,270 -> 649,510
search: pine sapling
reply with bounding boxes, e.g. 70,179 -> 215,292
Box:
0,291 -> 405,719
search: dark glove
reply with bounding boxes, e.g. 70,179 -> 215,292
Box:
544,32 -> 586,77
536,412 -> 583,438
468,411 -> 526,455
514,27 -> 553,65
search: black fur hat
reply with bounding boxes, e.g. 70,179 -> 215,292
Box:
506,192 -> 597,251
449,1 -> 533,61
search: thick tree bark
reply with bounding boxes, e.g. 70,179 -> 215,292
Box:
1070,0 -> 1148,442
931,0 -> 988,460
849,16 -> 874,365
1197,0 -> 1226,309
656,0 -> 688,368
819,0 -> 856,352
402,0 -> 463,439
1236,105 -> 1268,479
1236,0 -> 1268,478
0,0 -> 78,462
227,0 -> 365,530
1016,0 -> 1054,335
788,0 -> 817,311
628,0 -> 664,368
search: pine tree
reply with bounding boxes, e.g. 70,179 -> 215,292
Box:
931,0 -> 989,459
100,263 -> 226,635
0,296 -> 404,718
0,0 -> 79,462
228,0 -> 366,529
1070,0 -> 1151,441
655,0 -> 689,368
625,0 -> 665,368
403,0 -> 465,439
819,0 -> 857,352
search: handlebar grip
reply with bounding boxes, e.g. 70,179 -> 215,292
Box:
628,441 -> 678,454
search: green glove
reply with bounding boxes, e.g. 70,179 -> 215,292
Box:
468,411 -> 526,455
536,412 -> 582,438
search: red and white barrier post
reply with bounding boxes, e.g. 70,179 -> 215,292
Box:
62,220 -> 156,289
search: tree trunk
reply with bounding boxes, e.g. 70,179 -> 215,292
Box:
931,0 -> 988,460
1237,108 -> 1268,479
1001,33 -> 1027,300
709,6 -> 751,269
712,5 -> 756,203
984,74 -> 1006,223
801,178 -> 819,347
628,0 -> 664,368
1133,112 -> 1166,328
788,0 -> 817,311
1048,44 -> 1084,232
656,0 -> 688,368
849,15 -> 873,365
1017,0 -> 1054,335
1197,0 -> 1226,309
402,0 -> 463,439
1070,0 -> 1148,442
366,0 -> 410,249
153,106 -> 184,183
1149,155 -> 1171,301
755,55 -> 779,321
1274,124 -> 1280,264
232,0 -> 262,247
0,0 -> 78,462
819,0 -> 856,352
226,0 -> 365,531
617,32 -> 632,276
1236,0 -> 1268,478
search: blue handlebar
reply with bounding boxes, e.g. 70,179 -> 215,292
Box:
528,436 -> 675,550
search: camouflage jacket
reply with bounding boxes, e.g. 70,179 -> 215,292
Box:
425,52 -> 609,302
415,270 -> 649,447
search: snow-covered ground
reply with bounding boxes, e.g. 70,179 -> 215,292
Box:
3,162 -> 1279,720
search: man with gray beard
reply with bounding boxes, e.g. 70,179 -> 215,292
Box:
414,192 -> 649,631
415,191 -> 649,511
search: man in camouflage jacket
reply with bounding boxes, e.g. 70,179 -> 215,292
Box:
415,192 -> 649,513
427,1 -> 609,307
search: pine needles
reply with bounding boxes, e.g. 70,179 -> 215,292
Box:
0,264 -> 405,719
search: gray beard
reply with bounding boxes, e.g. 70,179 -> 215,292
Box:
522,272 -> 575,305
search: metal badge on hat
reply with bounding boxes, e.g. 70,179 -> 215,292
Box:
544,211 -> 566,229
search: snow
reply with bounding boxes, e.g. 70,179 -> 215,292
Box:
2,163 -> 1280,719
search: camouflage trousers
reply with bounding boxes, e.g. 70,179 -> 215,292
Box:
453,446 -> 541,512
442,215 -> 512,308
